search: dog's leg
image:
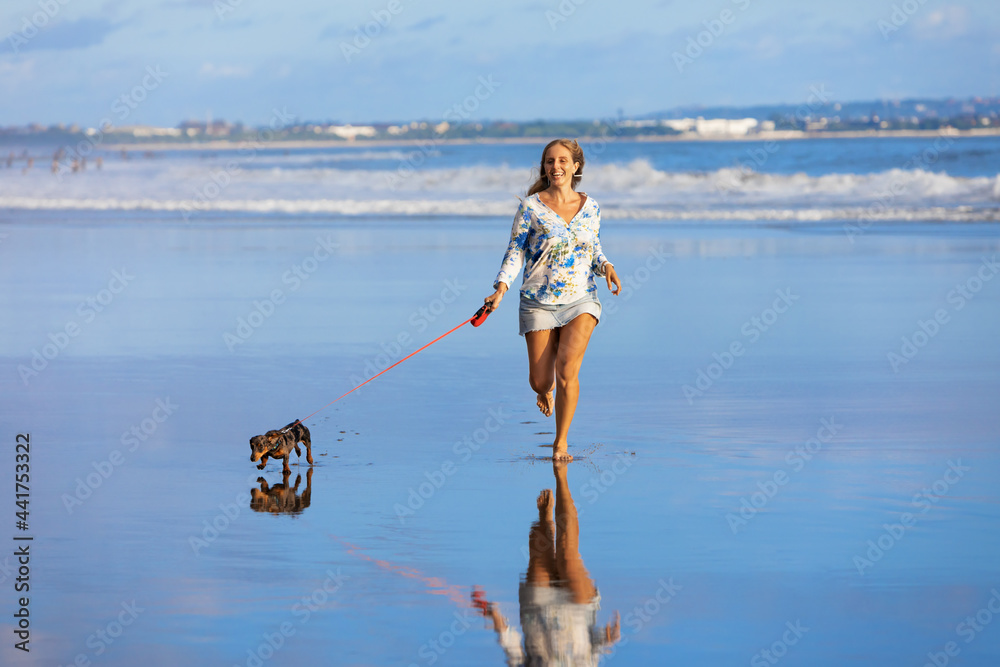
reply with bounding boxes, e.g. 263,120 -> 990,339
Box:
281,455 -> 291,475
295,445 -> 301,458
257,455 -> 268,470
303,431 -> 314,465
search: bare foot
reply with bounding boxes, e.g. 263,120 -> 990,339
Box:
536,391 -> 553,417
552,445 -> 573,461
536,489 -> 553,518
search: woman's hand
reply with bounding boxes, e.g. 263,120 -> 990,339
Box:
603,611 -> 622,645
484,282 -> 508,312
604,264 -> 621,295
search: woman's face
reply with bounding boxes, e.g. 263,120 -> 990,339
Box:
543,144 -> 579,188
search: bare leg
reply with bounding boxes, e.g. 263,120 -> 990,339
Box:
552,460 -> 597,602
552,314 -> 597,459
525,328 -> 559,417
526,489 -> 558,586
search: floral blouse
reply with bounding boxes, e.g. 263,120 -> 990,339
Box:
494,193 -> 613,305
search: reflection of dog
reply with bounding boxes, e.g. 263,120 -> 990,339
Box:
249,421 -> 313,474
251,469 -> 312,515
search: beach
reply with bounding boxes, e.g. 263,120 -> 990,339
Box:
1,138 -> 999,665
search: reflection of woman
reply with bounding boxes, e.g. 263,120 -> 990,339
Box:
474,461 -> 620,665
483,139 -> 621,460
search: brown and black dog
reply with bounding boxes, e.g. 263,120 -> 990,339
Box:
249,421 -> 313,474
250,468 -> 312,515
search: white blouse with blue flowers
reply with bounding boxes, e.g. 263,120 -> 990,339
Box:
494,193 -> 613,305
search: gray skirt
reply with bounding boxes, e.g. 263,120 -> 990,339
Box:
518,293 -> 602,336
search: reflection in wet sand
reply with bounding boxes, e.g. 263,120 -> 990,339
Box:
250,468 -> 312,515
474,461 -> 621,665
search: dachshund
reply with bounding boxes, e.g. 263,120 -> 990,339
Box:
249,421 -> 313,474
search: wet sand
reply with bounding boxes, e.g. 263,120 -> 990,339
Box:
1,216 -> 999,665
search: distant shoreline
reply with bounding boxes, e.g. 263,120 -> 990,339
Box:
97,127 -> 1000,152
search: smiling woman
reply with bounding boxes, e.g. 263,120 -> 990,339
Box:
483,139 -> 621,460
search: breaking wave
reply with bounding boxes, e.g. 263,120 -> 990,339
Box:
1,157 -> 997,222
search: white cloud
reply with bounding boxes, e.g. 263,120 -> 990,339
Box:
0,59 -> 36,83
915,5 -> 970,40
754,34 -> 784,59
198,62 -> 251,78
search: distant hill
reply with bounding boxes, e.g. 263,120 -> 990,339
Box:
641,97 -> 1000,122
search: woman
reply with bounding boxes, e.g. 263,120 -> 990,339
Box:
483,139 -> 620,461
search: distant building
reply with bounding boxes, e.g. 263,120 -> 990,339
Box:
659,117 -> 760,136
660,118 -> 695,133
323,124 -> 377,140
177,120 -> 236,136
102,125 -> 183,137
619,119 -> 660,129
694,117 -> 758,135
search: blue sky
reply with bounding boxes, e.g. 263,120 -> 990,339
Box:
1,0 -> 997,127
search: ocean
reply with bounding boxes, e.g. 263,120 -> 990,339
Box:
2,134 -> 999,221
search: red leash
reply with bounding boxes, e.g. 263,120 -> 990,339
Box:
284,304 -> 492,430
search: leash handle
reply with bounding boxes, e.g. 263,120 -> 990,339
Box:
471,304 -> 491,327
